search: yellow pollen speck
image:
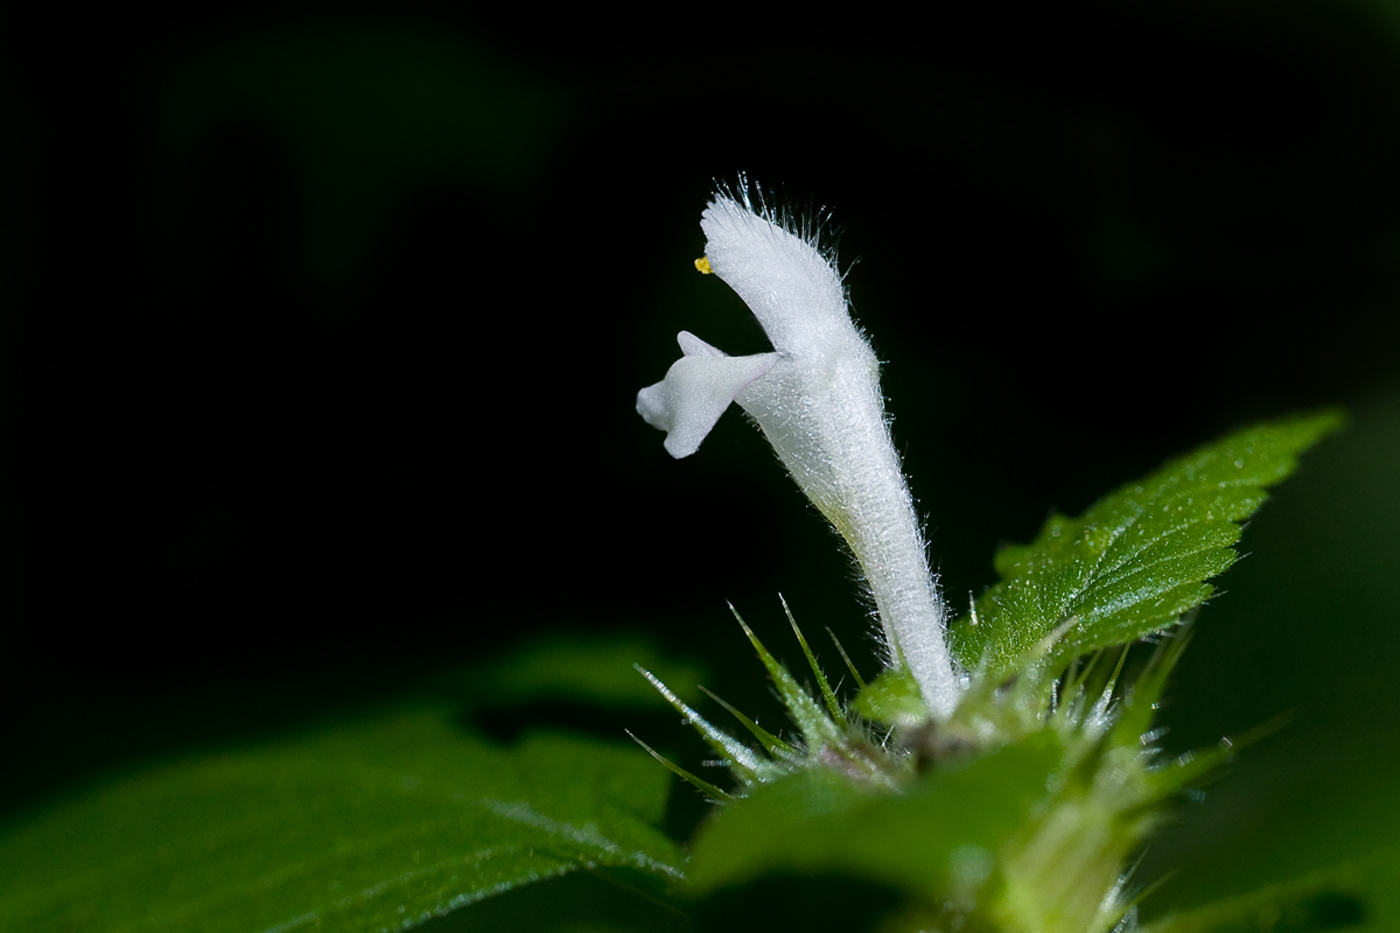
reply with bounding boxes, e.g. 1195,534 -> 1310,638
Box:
694,256 -> 713,274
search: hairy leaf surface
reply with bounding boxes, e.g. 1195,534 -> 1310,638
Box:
0,707 -> 683,933
684,734 -> 1061,900
949,413 -> 1343,681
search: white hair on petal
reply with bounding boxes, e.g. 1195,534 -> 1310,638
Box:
637,178 -> 961,718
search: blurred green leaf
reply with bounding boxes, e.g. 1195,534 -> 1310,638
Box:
461,630 -> 705,710
0,706 -> 682,933
950,412 -> 1343,682
1142,841 -> 1400,933
1131,397 -> 1400,931
850,664 -> 926,724
684,733 -> 1062,901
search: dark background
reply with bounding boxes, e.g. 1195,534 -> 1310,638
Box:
4,2 -> 1398,916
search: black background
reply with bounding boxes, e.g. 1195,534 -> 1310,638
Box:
5,3 -> 1399,914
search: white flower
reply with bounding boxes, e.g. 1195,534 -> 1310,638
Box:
637,184 -> 961,718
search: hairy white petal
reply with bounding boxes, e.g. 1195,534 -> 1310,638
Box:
636,332 -> 777,459
676,330 -> 724,358
737,354 -> 958,717
700,196 -> 849,356
638,186 -> 962,716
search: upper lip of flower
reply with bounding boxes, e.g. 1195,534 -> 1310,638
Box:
636,182 -> 962,718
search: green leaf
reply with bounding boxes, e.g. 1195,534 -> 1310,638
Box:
697,685 -> 795,758
782,597 -> 847,727
1140,843 -> 1400,933
732,607 -> 846,752
0,706 -> 683,933
851,665 -> 928,724
633,664 -> 774,787
950,412 -> 1344,682
684,733 -> 1063,901
452,629 -> 705,710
